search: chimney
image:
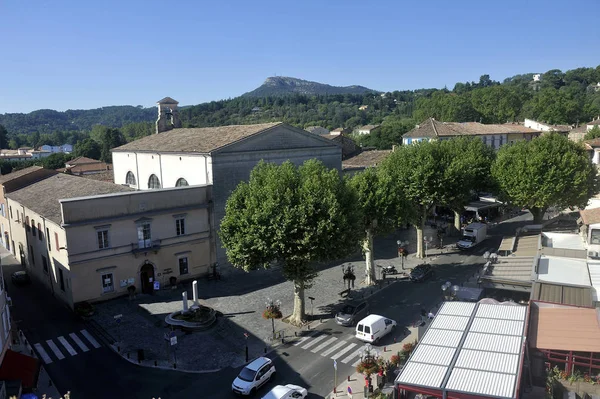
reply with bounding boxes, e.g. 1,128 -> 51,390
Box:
156,97 -> 182,134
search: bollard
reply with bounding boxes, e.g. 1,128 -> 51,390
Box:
348,375 -> 351,382
127,353 -> 130,359
333,386 -> 337,394
394,337 -> 397,343
384,346 -> 386,352
154,360 -> 158,367
282,337 -> 285,344
117,346 -> 120,353
173,363 -> 176,369
294,331 -> 297,337
264,347 -> 267,354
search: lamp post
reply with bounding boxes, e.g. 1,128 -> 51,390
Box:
424,236 -> 433,258
397,240 -> 409,270
264,298 -> 282,339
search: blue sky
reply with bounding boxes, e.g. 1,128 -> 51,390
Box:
1,0 -> 599,113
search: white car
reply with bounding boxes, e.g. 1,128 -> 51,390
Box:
232,357 -> 276,396
261,384 -> 308,399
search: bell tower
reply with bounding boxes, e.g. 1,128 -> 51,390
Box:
156,97 -> 182,134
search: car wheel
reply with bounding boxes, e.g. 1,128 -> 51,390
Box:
269,371 -> 276,382
250,388 -> 256,396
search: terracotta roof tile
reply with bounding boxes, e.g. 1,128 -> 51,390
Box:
113,122 -> 283,153
342,150 -> 392,170
403,118 -> 540,138
580,208 -> 600,225
0,166 -> 45,184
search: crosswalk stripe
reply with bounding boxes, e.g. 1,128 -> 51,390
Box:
69,333 -> 89,352
57,336 -> 77,356
293,330 -> 319,346
80,329 -> 101,349
341,346 -> 364,364
301,334 -> 328,350
46,339 -> 65,360
34,343 -> 53,364
331,342 -> 357,360
320,340 -> 348,357
310,337 -> 337,353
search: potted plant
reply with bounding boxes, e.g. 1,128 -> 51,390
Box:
263,298 -> 283,339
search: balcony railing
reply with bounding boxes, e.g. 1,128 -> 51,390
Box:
131,239 -> 161,255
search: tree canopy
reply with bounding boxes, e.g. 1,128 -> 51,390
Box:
492,133 -> 600,222
219,159 -> 362,325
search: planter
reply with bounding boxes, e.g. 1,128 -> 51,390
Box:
74,301 -> 95,318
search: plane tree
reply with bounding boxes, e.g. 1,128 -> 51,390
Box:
219,159 -> 362,326
492,133 -> 599,223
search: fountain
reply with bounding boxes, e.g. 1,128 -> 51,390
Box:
165,280 -> 217,331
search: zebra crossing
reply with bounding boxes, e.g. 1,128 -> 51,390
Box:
292,331 -> 372,367
32,329 -> 102,364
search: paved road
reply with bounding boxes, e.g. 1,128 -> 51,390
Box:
3,213 -> 532,398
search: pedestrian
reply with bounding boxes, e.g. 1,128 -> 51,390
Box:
428,311 -> 435,320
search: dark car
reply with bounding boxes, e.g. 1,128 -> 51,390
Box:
335,301 -> 369,326
410,264 -> 434,282
11,270 -> 31,285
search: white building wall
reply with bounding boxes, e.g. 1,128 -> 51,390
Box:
159,154 -> 210,188
112,152 -> 139,187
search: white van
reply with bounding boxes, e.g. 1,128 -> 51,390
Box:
355,314 -> 397,343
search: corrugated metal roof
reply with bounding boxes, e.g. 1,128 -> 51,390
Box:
429,315 -> 470,331
410,345 -> 456,366
476,303 -> 527,320
439,301 -> 476,317
446,368 -> 516,398
469,318 -> 524,336
588,262 -> 600,301
420,328 -> 463,348
462,332 -> 522,354
396,362 -> 448,388
455,349 -> 519,374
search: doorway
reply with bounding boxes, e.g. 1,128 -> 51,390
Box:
140,262 -> 155,294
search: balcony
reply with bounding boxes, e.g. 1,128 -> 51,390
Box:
131,239 -> 161,256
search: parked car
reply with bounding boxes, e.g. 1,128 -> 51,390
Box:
232,357 -> 276,396
355,314 -> 396,343
410,264 -> 434,282
335,301 -> 369,326
11,270 -> 31,286
261,384 -> 308,399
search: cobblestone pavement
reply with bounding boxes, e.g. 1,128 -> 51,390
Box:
91,225 -> 454,371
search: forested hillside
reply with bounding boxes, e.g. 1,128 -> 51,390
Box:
242,76 -> 377,97
1,66 -> 600,152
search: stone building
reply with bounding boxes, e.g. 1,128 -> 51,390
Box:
111,101 -> 342,266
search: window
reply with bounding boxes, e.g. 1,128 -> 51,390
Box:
9,206 -> 12,219
42,255 -> 48,273
29,245 -> 35,265
147,174 -> 161,189
137,222 -> 152,248
97,229 -> 110,249
16,210 -> 19,222
38,223 -> 42,241
55,232 -> 60,250
101,273 -> 114,293
0,204 -> 4,217
59,269 -> 65,291
46,228 -> 51,250
591,229 -> 600,245
179,257 -> 189,275
175,217 -> 185,236
32,219 -> 36,236
126,171 -> 137,186
175,178 -> 189,187
25,216 -> 30,231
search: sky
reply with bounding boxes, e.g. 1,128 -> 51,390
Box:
1,0 -> 599,114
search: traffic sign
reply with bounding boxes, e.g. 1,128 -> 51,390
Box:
170,336 -> 177,346
114,314 -> 122,319
334,359 -> 337,370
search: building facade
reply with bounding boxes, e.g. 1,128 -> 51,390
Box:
112,109 -> 342,266
6,173 -> 215,308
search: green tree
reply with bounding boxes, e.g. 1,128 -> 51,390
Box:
349,167 -> 404,285
381,141 -> 453,258
73,138 -> 102,160
40,153 -> 74,170
100,128 -> 126,163
440,138 -> 496,231
219,160 -> 361,325
492,133 -> 599,222
584,126 -> 600,141
0,125 -> 8,150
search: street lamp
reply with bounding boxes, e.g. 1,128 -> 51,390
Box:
424,236 -> 433,258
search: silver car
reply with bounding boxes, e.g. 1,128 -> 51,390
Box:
335,301 -> 369,326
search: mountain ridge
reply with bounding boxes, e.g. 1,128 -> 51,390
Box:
242,76 -> 379,97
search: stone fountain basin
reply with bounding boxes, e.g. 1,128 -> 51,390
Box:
165,306 -> 217,331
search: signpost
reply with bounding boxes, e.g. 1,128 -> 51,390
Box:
333,360 -> 338,394
114,314 -> 123,345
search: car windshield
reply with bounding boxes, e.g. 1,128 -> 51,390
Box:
237,366 -> 257,382
461,235 -> 476,243
340,305 -> 355,314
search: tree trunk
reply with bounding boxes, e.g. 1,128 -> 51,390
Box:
415,208 -> 428,259
363,227 -> 376,285
290,281 -> 305,326
530,207 -> 546,223
454,210 -> 461,232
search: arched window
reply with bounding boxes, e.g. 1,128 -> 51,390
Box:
126,171 -> 137,186
148,174 -> 161,189
175,178 -> 189,187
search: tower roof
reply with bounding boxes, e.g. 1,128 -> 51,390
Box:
157,97 -> 179,105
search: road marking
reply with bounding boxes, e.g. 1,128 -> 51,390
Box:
69,333 -> 89,352
46,339 -> 65,360
34,343 -> 53,364
80,329 -> 101,349
293,330 -> 319,346
301,334 -> 328,350
331,342 -> 357,360
320,340 -> 348,357
341,346 -> 364,364
310,337 -> 338,353
57,336 -> 77,356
